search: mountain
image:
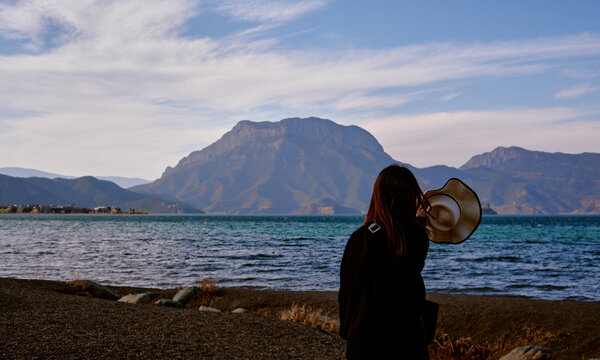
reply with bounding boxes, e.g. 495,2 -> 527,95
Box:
0,175 -> 201,213
133,117 -> 407,214
133,118 -> 599,215
0,167 -> 69,179
458,147 -> 600,214
95,176 -> 152,189
460,146 -> 600,195
0,167 -> 151,188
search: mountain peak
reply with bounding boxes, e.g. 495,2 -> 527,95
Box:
138,117 -> 394,214
460,146 -> 527,170
460,146 -> 600,198
165,117 -> 385,176
460,146 -> 597,170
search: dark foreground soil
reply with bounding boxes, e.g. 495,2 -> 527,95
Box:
0,277 -> 598,359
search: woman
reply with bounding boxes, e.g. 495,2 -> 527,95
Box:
339,165 -> 430,359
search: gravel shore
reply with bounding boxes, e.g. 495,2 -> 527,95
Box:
1,277 -> 598,359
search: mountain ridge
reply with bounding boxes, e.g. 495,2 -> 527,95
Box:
0,175 -> 201,214
164,117 -> 386,177
6,118 -> 598,215
134,117 -> 599,214
0,167 -> 151,189
460,146 -> 600,196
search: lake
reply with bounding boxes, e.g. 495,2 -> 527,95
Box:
0,214 -> 598,301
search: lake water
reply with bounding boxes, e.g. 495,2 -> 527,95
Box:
0,215 -> 598,301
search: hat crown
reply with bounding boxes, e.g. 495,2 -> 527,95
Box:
428,194 -> 460,231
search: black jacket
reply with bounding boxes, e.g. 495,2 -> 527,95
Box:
338,222 -> 429,359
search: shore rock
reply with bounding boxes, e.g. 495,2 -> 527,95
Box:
66,280 -> 120,300
232,308 -> 249,314
317,315 -> 339,332
173,286 -> 199,304
154,299 -> 185,309
198,306 -> 221,313
118,293 -> 152,304
499,345 -> 549,360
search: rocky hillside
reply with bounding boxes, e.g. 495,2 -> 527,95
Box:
459,147 -> 600,214
461,146 -> 600,196
133,117 -> 404,214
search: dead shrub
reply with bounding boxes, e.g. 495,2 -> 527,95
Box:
429,324 -> 563,360
280,303 -> 339,333
195,278 -> 218,295
187,278 -> 221,309
431,334 -> 492,360
513,324 -> 563,348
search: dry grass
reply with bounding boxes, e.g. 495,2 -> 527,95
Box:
196,278 -> 218,295
509,324 -> 564,349
429,324 -> 564,359
280,303 -> 339,333
430,335 -> 492,360
187,278 -> 222,309
253,307 -> 273,317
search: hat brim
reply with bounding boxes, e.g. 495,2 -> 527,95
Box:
424,178 -> 482,244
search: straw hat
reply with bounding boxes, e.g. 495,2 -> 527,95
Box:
424,178 -> 482,244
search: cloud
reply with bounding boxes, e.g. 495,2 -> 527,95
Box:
0,0 -> 200,51
439,92 -> 461,101
0,1 -> 599,177
213,0 -> 330,23
554,83 -> 599,99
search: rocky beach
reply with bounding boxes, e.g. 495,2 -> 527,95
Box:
1,277 -> 598,359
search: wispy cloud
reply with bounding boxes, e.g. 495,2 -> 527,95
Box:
439,92 -> 461,101
0,1 -> 599,176
0,0 -> 199,50
555,83 -> 599,99
213,0 -> 330,23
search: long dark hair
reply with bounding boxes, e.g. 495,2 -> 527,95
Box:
364,165 -> 428,256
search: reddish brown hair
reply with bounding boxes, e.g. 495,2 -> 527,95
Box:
364,165 -> 428,256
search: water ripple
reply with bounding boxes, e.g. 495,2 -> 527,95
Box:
0,214 -> 598,300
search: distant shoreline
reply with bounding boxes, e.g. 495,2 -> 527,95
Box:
0,204 -> 149,214
2,212 -> 600,216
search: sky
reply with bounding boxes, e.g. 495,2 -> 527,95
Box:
1,0 -> 599,180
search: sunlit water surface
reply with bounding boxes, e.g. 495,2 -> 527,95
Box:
0,215 -> 598,301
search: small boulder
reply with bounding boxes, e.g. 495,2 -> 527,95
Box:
154,299 -> 185,309
198,306 -> 221,313
118,293 -> 152,304
499,346 -> 549,360
66,280 -> 120,300
173,286 -> 199,304
232,308 -> 249,314
318,315 -> 340,332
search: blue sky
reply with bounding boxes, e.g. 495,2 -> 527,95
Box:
0,0 -> 599,179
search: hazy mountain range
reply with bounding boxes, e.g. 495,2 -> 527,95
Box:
0,175 -> 200,213
0,167 -> 150,188
2,117 -> 598,214
132,117 -> 599,214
